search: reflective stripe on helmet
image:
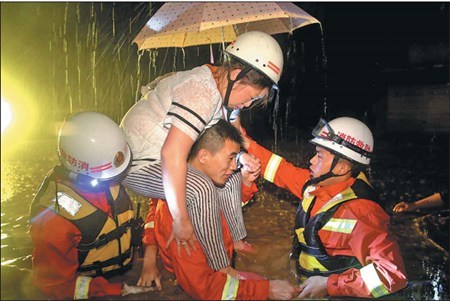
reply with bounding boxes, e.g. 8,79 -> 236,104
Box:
58,112 -> 132,180
224,31 -> 284,84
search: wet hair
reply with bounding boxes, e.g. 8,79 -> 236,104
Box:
217,56 -> 273,108
188,119 -> 243,162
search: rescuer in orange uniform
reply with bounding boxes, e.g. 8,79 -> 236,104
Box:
138,120 -> 299,300
244,117 -> 408,298
29,112 -> 153,299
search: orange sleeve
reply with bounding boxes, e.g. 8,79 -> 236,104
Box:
247,138 -> 310,200
326,201 -> 407,297
142,198 -> 158,246
242,181 -> 258,206
30,211 -> 122,299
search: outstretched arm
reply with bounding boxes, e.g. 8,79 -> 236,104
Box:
393,192 -> 445,212
138,199 -> 162,290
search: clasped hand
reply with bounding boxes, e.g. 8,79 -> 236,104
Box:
239,152 -> 261,173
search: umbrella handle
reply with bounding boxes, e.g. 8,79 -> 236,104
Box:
210,44 -> 214,64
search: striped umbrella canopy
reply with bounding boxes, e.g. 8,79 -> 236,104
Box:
133,2 -> 320,50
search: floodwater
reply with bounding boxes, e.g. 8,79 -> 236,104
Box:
2,2 -> 448,299
1,133 -> 448,300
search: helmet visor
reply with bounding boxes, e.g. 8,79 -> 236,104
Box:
312,118 -> 372,159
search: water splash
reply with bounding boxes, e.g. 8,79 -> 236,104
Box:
420,259 -> 449,300
319,24 -> 328,119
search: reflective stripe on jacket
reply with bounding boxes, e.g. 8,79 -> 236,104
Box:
294,173 -> 376,278
30,173 -> 134,279
247,138 -> 407,298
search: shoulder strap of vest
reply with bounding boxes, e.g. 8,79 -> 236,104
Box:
30,168 -> 57,222
315,172 -> 377,215
301,173 -> 377,254
351,172 -> 379,202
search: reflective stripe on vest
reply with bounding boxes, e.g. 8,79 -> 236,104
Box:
360,263 -> 390,298
322,218 -> 357,234
222,274 -> 239,300
31,179 -> 134,277
295,173 -> 375,276
263,154 -> 283,183
74,275 -> 91,299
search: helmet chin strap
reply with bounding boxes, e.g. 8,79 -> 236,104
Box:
307,155 -> 351,186
222,65 -> 253,110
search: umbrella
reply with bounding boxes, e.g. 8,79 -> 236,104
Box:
133,2 -> 320,50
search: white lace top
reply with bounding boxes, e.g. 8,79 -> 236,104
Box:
121,65 -> 223,173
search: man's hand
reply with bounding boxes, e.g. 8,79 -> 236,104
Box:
393,201 -> 416,213
137,245 -> 162,290
121,283 -> 156,296
268,280 -> 301,300
297,276 -> 329,299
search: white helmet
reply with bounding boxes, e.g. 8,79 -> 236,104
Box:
225,31 -> 284,84
58,112 -> 131,180
310,117 -> 374,165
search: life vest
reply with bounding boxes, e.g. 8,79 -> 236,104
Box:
30,167 -> 138,278
293,172 -> 378,279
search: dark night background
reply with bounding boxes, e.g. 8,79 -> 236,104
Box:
1,2 -> 448,140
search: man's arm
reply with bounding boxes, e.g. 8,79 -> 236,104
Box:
393,192 -> 445,212
138,198 -> 162,290
246,138 -> 310,200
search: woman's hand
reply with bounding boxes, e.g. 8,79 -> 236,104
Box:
241,163 -> 261,187
239,152 -> 261,173
165,226 -> 197,257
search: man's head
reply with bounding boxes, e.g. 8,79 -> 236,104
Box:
188,120 -> 243,186
308,117 -> 374,186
